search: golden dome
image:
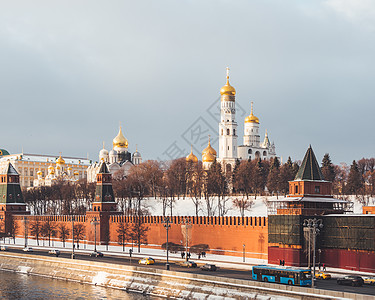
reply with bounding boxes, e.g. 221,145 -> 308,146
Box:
56,155 -> 65,164
48,165 -> 54,170
68,167 -> 72,170
74,171 -> 79,176
220,67 -> 236,96
202,136 -> 217,158
245,102 -> 259,124
37,170 -> 42,175
186,146 -> 198,163
113,126 -> 128,148
56,166 -> 61,170
202,151 -> 215,163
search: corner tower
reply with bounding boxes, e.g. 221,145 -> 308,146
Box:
218,67 -> 238,172
92,161 -> 117,212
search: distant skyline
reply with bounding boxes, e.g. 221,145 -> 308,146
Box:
1,1 -> 374,165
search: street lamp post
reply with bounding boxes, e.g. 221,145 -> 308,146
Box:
91,217 -> 99,253
162,216 -> 171,270
303,218 -> 323,288
179,217 -> 192,262
23,216 -> 28,248
71,216 -> 75,259
243,244 -> 246,262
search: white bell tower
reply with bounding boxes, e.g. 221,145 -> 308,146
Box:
218,67 -> 238,171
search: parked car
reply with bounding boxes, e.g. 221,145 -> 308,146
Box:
200,264 -> 217,271
0,246 -> 8,251
138,257 -> 155,265
90,251 -> 103,257
337,276 -> 364,287
179,261 -> 197,268
315,272 -> 331,280
363,276 -> 375,285
48,249 -> 60,257
23,247 -> 33,252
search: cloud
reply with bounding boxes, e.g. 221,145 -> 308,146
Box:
325,0 -> 375,30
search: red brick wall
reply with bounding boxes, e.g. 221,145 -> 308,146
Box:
109,216 -> 268,259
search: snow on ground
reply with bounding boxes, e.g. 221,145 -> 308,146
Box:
147,195 -> 371,217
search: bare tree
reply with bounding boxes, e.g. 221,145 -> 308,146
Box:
73,223 -> 85,248
117,221 -> 131,251
29,217 -> 42,246
41,219 -> 57,247
131,216 -> 149,253
57,223 -> 70,247
233,197 -> 254,217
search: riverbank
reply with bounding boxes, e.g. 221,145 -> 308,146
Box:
0,252 -> 372,299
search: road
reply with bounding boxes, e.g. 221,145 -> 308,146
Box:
2,246 -> 375,297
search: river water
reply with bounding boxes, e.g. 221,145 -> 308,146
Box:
0,270 -> 147,300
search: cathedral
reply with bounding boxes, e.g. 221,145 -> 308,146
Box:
188,68 -> 277,170
87,126 -> 142,182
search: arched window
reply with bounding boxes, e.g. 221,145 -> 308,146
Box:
226,164 -> 232,173
233,129 -> 236,136
248,149 -> 252,154
263,151 -> 267,156
255,151 -> 260,159
227,128 -> 230,135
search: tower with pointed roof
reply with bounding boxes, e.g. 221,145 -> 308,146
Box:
267,146 -> 351,267
218,67 -> 238,172
92,161 -> 117,212
0,162 -> 26,212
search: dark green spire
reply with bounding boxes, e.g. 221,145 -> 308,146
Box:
295,145 -> 325,181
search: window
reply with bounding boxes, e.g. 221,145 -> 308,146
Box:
24,169 -> 28,176
315,186 -> 320,193
295,185 -> 298,194
248,149 -> 252,154
263,151 -> 267,156
227,128 -> 230,135
221,129 -> 223,135
233,129 -> 236,136
30,169 -> 34,176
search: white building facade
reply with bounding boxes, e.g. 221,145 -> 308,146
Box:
204,68 -> 277,171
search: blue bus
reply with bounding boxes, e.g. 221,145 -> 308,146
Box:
252,265 -> 312,286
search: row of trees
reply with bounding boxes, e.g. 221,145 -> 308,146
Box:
22,155 -> 375,217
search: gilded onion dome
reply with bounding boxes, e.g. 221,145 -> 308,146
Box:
68,167 -> 72,171
202,136 -> 217,158
202,151 -> 215,163
245,102 -> 259,124
74,171 -> 79,176
220,67 -> 236,96
56,155 -> 65,164
113,126 -> 128,148
37,170 -> 42,176
186,146 -> 198,163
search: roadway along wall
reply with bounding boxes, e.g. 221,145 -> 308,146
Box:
0,252 -> 371,300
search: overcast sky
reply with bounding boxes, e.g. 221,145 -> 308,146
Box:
1,0 -> 374,165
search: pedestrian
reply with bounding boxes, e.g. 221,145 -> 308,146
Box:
198,253 -> 201,259
202,251 -> 206,258
188,252 -> 191,259
279,259 -> 282,266
181,252 -> 185,259
318,262 -> 322,271
322,263 -> 326,271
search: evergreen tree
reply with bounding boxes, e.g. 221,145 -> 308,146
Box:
278,157 -> 296,196
267,157 -> 280,196
321,153 -> 336,182
346,160 -> 363,195
252,159 -> 266,197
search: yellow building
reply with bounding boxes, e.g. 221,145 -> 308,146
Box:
0,151 -> 91,188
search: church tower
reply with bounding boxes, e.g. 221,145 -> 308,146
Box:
218,67 -> 238,172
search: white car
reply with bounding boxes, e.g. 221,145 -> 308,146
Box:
23,247 -> 33,252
